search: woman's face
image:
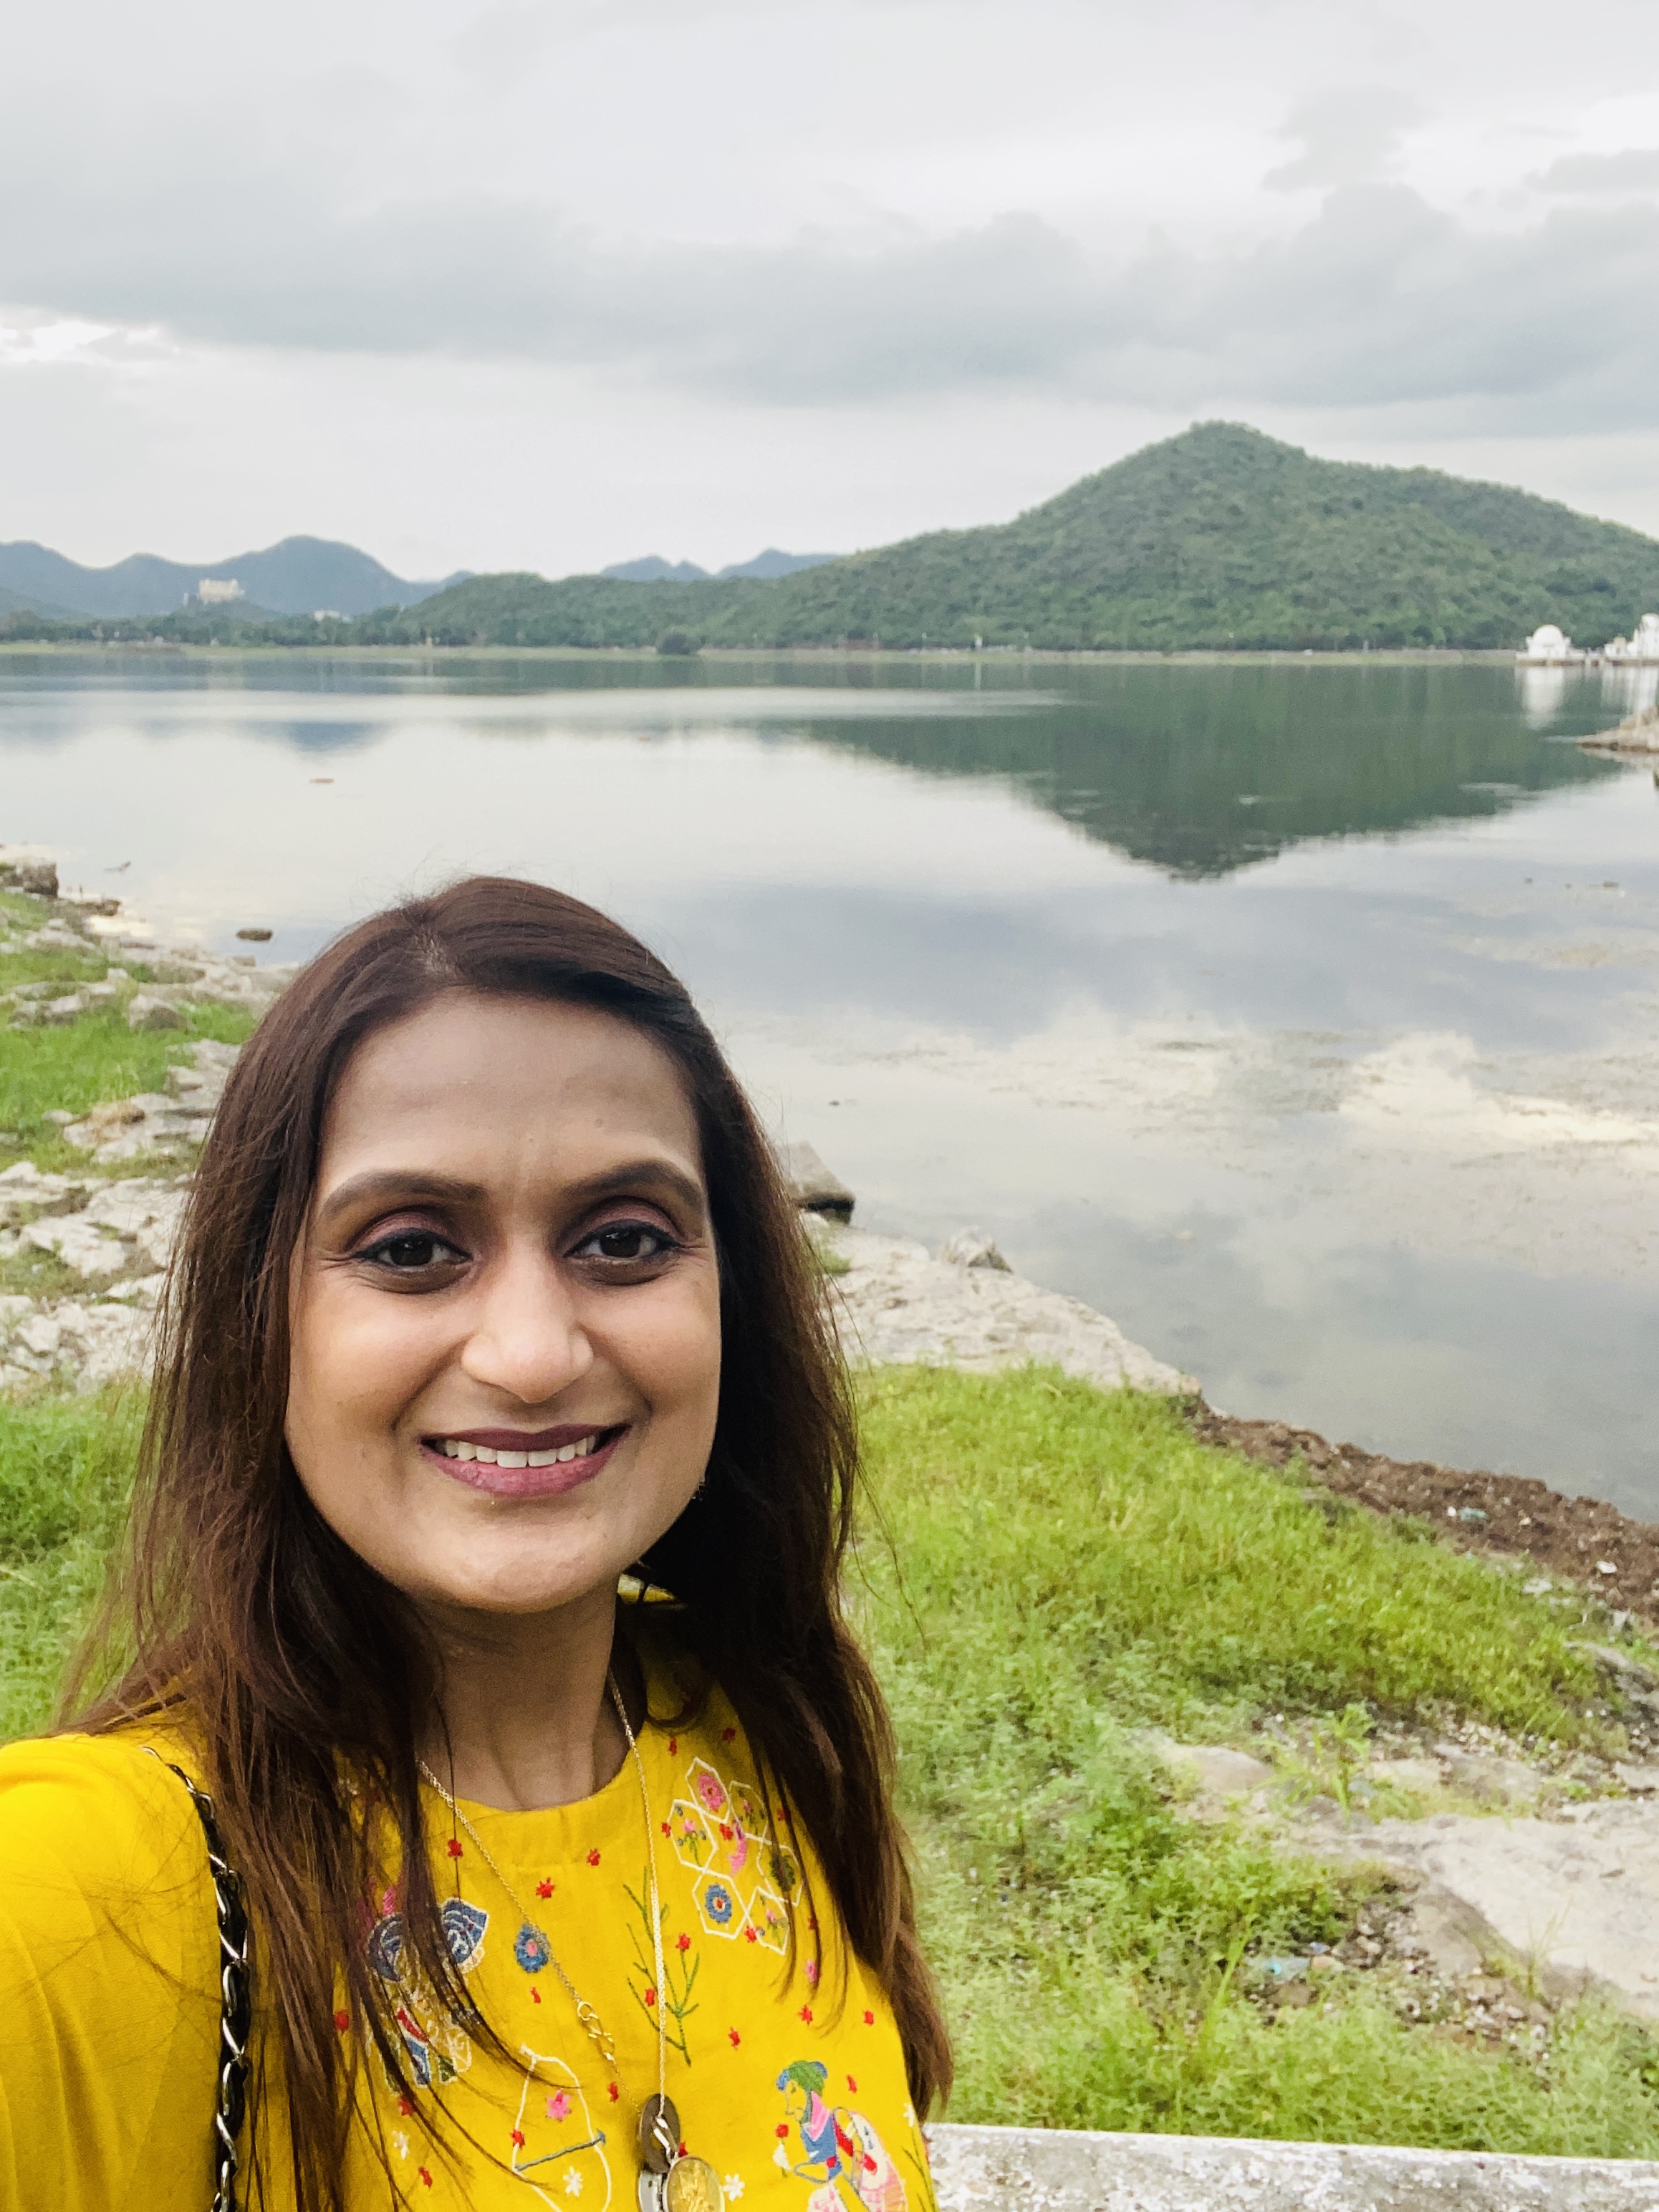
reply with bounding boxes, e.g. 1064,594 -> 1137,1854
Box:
285,990 -> 722,1620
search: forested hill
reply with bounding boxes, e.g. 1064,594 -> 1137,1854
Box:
365,425 -> 1658,655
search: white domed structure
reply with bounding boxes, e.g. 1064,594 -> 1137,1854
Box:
1517,623 -> 1585,665
1603,613 -> 1659,663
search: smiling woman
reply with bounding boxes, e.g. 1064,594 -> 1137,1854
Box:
0,878 -> 948,2212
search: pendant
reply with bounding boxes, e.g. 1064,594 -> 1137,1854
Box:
637,2095 -> 680,2175
664,2156 -> 725,2212
638,2158 -> 724,2212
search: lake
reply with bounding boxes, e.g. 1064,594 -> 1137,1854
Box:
4,648 -> 1658,1513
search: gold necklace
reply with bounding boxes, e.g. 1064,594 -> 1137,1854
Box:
418,1670 -> 725,2212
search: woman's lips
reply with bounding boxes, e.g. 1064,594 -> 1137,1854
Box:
420,1423 -> 627,1498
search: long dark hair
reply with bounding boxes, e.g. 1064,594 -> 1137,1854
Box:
64,875 -> 951,2212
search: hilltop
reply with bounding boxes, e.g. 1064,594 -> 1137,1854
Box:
0,534 -> 464,619
374,425 -> 1659,653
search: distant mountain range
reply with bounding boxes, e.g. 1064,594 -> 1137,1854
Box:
14,426 -> 1659,652
0,535 -> 468,619
376,425 -> 1659,653
600,549 -> 838,583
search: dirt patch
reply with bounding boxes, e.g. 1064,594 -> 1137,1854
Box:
1189,1404 -> 1659,1622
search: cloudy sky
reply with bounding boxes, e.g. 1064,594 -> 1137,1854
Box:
8,0 -> 1659,577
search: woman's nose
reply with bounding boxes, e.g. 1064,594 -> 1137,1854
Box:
457,1247 -> 595,1403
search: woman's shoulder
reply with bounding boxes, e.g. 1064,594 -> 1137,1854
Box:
0,1723 -> 213,1922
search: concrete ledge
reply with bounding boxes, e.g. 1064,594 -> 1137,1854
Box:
926,2121 -> 1659,2210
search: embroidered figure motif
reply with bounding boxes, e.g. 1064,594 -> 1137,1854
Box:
774,2061 -> 908,2212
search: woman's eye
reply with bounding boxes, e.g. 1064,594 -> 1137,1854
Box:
359,1231 -> 466,1271
575,1223 -> 676,1265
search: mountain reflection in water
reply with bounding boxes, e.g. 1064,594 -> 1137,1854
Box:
2,650 -> 1658,1511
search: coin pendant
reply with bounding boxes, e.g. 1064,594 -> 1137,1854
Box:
663,2155 -> 725,2212
638,2095 -> 681,2175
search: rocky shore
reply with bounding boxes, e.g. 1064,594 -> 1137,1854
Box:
1579,703 -> 1659,755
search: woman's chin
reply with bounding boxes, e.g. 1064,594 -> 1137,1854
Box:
405,1552 -> 627,1621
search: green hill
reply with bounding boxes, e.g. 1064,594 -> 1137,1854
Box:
384,423 -> 1659,654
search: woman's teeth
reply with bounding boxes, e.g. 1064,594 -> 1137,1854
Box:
436,1435 -> 600,1468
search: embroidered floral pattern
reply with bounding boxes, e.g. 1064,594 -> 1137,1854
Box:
515,1923 -> 554,1974
666,1745 -> 804,1951
698,1877 -> 737,1928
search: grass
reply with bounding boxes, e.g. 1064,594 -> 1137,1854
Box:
0,1389 -> 139,1741
0,922 -> 257,1172
4,1347 -> 1659,2152
855,1367 -> 1659,2155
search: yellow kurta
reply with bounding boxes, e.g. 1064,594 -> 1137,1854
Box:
0,1676 -> 930,2212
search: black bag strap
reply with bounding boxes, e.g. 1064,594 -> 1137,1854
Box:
153,1754 -> 252,2212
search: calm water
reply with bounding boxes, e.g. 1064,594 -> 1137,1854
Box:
6,650 -> 1659,1511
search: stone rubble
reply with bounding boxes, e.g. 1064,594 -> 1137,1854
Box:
62,1038 -> 241,1163
818,1222 -> 1196,1395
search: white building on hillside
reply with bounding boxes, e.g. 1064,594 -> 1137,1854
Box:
195,577 -> 244,606
1603,613 -> 1659,663
1517,623 -> 1585,665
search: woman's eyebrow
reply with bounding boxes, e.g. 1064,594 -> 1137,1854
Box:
314,1170 -> 488,1231
312,1159 -> 707,1233
571,1159 -> 708,1215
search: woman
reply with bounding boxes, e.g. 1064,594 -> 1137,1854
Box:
0,877 -> 949,2211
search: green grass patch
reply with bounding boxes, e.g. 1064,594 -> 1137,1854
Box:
0,1001 -> 257,1167
857,1367 -> 1659,2153
4,1356 -> 1659,2150
0,1389 -> 139,1742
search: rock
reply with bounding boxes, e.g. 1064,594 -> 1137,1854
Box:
1399,1884 -> 1486,1978
22,1215 -> 130,1277
1617,1763 -> 1659,1794
938,1230 -> 1011,1271
779,1141 -> 855,1221
60,1042 -> 240,1163
14,1312 -> 61,1361
823,1225 -> 1195,1394
0,1161 -> 84,1228
0,851 -> 58,898
41,992 -> 89,1024
79,1178 -> 188,1271
1322,1798 -> 1659,2015
55,1299 -> 156,1388
1370,1756 -> 1442,1794
235,927 -> 272,942
1430,1744 -> 1544,1805
1158,1741 -> 1274,1799
163,1038 -> 239,1110
126,993 -> 183,1032
1574,1641 -> 1659,1692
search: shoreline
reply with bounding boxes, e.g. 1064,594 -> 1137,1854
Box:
0,640 -> 1525,668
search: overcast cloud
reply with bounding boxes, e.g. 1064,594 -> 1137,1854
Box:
7,0 -> 1659,569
